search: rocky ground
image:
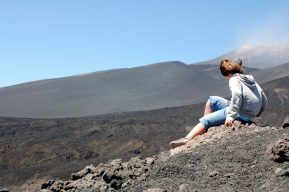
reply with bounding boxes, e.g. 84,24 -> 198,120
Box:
1,76 -> 288,191
0,104 -> 202,191
37,118 -> 289,192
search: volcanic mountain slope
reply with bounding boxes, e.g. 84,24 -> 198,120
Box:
0,59 -> 283,119
1,75 -> 289,191
253,62 -> 289,83
0,61 -> 228,118
254,75 -> 289,127
197,44 -> 289,69
0,44 -> 289,118
191,62 -> 289,84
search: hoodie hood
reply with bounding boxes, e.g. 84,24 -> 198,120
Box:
234,74 -> 256,88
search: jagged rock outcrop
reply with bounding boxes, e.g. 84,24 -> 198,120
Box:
41,156 -> 157,192
268,137 -> 289,163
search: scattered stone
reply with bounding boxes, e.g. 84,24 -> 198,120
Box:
41,180 -> 54,189
268,138 -> 289,163
71,164 -> 96,180
275,167 -> 289,177
255,172 -> 263,178
146,157 -> 155,165
275,167 -> 283,174
110,178 -> 122,190
0,188 -> 9,192
178,184 -> 189,192
209,171 -> 218,177
283,116 -> 289,128
143,188 -> 167,192
49,180 -> 64,191
94,180 -> 108,192
121,179 -> 133,188
224,173 -> 235,178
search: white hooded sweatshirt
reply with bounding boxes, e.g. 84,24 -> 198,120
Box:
227,73 -> 268,120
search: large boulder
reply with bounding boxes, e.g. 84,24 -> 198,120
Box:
268,137 -> 289,163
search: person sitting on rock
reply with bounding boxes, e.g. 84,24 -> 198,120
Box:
170,58 -> 268,149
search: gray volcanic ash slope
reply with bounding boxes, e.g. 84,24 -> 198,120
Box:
0,44 -> 289,118
0,60 -> 287,119
0,61 -> 227,118
253,62 -> 289,83
254,75 -> 289,127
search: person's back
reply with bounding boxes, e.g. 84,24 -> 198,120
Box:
229,73 -> 267,119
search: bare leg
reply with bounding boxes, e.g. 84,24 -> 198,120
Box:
170,99 -> 211,149
204,99 -> 213,116
170,123 -> 206,149
185,123 -> 206,140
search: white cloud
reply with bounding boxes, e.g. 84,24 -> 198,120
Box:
235,11 -> 289,46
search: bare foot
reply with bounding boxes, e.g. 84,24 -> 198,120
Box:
169,138 -> 189,149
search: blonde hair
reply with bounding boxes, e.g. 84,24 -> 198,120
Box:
220,58 -> 244,76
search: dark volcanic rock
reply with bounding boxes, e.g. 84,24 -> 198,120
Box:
268,137 -> 289,163
71,165 -> 96,180
275,168 -> 289,177
42,156 -> 157,192
41,180 -> 54,189
283,116 -> 289,128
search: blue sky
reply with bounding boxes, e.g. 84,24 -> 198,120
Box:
1,0 -> 289,87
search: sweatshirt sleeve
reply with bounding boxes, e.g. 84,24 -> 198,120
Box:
256,84 -> 268,117
227,77 -> 243,120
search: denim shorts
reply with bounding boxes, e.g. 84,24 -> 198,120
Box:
199,96 -> 252,130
